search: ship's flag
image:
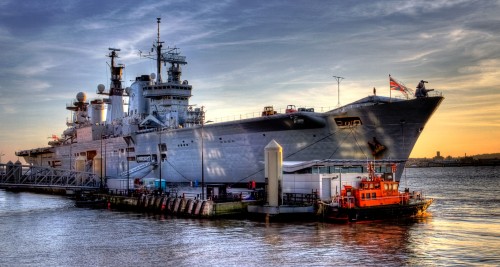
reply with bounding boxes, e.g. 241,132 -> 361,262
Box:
48,134 -> 59,140
389,75 -> 410,98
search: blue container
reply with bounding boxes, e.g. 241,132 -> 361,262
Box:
154,180 -> 167,190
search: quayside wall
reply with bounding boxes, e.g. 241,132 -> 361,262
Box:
0,184 -> 255,218
0,185 -> 78,195
103,194 -> 254,218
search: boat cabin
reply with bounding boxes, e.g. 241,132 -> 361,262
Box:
340,177 -> 409,208
282,159 -> 404,202
337,162 -> 409,208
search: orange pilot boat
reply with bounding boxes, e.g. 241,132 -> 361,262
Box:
327,162 -> 433,222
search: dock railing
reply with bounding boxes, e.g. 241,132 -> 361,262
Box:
0,163 -> 100,189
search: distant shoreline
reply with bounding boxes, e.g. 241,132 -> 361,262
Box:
406,160 -> 500,168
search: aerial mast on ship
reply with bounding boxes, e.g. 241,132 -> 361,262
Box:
141,17 -> 187,85
155,17 -> 163,84
96,48 -> 125,123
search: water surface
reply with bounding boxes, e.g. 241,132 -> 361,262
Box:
1,166 -> 499,266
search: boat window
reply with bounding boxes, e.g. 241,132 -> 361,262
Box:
361,193 -> 365,199
369,183 -> 374,189
393,184 -> 398,191
347,166 -> 363,173
331,166 -> 363,173
319,167 -> 328,174
366,193 -> 371,199
363,183 -> 368,189
372,192 -> 376,199
384,184 -> 388,190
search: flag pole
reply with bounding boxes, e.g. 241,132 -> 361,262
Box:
389,74 -> 392,101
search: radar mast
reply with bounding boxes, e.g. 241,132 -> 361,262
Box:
155,18 -> 163,84
141,17 -> 187,85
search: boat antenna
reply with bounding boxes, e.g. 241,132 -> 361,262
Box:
332,75 -> 344,107
400,119 -> 408,189
155,17 -> 163,84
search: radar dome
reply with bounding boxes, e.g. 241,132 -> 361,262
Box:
182,80 -> 189,85
150,73 -> 156,80
97,84 -> 105,93
76,92 -> 87,102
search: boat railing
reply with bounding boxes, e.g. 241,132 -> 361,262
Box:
399,191 -> 431,203
378,191 -> 428,205
337,195 -> 356,209
407,190 -> 428,203
282,192 -> 318,206
335,191 -> 428,208
207,105 -> 337,124
428,90 -> 443,97
119,162 -> 156,178
207,95 -> 431,123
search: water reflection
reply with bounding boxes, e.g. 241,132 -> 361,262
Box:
145,217 -> 426,266
1,166 -> 499,266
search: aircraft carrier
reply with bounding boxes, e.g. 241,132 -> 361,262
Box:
16,19 -> 444,187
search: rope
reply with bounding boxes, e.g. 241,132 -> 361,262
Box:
351,127 -> 370,159
327,129 -> 353,159
164,160 -> 193,182
229,168 -> 266,187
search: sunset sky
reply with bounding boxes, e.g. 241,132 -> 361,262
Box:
0,0 -> 499,163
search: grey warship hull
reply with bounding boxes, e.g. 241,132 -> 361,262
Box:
15,19 -> 444,186
133,95 -> 443,184
18,95 -> 443,184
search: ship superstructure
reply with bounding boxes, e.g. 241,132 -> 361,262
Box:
16,19 -> 444,188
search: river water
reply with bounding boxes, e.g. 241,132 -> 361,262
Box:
1,167 -> 499,266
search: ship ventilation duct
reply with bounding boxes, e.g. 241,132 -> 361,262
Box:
89,99 -> 105,124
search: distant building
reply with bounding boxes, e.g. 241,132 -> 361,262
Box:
433,151 -> 444,161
